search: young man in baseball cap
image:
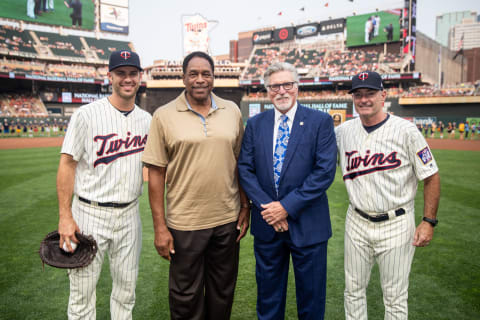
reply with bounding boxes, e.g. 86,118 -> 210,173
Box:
336,71 -> 441,319
57,49 -> 151,319
108,50 -> 143,72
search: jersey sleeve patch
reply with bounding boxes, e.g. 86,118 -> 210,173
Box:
417,146 -> 433,165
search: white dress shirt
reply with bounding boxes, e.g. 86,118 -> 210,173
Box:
273,102 -> 298,154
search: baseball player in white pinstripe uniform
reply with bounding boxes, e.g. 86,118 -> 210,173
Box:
57,50 -> 151,320
335,71 -> 441,320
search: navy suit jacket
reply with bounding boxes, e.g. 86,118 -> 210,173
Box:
238,104 -> 337,247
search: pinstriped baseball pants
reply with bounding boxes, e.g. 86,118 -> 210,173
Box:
344,206 -> 416,320
67,197 -> 142,320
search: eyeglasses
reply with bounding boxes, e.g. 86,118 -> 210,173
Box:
352,91 -> 379,100
267,82 -> 297,92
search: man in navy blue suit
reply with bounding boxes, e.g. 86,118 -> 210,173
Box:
238,62 -> 337,320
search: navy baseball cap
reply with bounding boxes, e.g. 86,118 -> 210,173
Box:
349,71 -> 383,93
109,50 -> 143,72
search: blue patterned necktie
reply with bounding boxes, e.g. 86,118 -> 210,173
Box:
273,114 -> 290,193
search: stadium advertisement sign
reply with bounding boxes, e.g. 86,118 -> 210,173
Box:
241,100 -> 351,117
182,14 -> 218,56
273,27 -> 295,42
346,10 -> 401,47
0,0 -> 95,30
100,4 -> 129,33
296,23 -> 319,38
41,92 -> 110,103
252,31 -> 273,44
319,18 -> 346,35
24,74 -> 95,83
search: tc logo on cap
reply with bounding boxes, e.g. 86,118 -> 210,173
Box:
120,51 -> 131,60
358,72 -> 369,81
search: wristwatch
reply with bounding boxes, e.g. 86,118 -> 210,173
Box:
422,216 -> 438,227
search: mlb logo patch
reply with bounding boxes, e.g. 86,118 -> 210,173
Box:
417,147 -> 433,165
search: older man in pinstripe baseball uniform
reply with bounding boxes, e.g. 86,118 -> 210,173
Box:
335,71 -> 440,320
57,50 -> 151,319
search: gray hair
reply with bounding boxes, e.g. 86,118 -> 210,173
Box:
263,62 -> 299,88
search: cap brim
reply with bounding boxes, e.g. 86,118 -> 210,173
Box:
109,64 -> 143,72
348,85 -> 382,94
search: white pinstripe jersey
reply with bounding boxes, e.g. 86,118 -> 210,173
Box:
335,115 -> 438,213
62,97 -> 152,203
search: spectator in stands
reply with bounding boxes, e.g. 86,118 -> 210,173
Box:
64,0 -> 82,27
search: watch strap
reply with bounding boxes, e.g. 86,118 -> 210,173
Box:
422,216 -> 438,227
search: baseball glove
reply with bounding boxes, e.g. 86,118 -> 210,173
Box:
39,231 -> 98,269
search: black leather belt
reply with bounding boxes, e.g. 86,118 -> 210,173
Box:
355,207 -> 405,222
78,196 -> 133,208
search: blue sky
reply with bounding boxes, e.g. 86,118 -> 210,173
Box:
129,0 -> 480,66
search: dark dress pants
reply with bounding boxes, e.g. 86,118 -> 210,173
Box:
169,221 -> 239,320
254,232 -> 328,320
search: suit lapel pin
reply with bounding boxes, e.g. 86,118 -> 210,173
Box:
300,121 -> 304,126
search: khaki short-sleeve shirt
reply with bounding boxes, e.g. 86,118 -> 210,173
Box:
142,92 -> 244,230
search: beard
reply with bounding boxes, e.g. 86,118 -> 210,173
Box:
273,94 -> 295,112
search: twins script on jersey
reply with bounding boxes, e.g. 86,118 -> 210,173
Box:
94,131 -> 148,167
335,115 -> 438,213
61,97 -> 152,203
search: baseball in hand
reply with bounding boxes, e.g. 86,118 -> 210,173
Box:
62,240 -> 78,252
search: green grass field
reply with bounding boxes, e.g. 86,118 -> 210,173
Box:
0,0 -> 95,30
346,11 -> 401,47
0,147 -> 479,319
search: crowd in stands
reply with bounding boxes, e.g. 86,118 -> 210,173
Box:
84,38 -> 131,60
38,34 -> 84,57
401,83 -> 479,97
1,58 -> 108,79
1,57 -> 44,74
382,52 -> 403,64
46,63 -> 96,79
0,24 -> 131,61
0,25 -> 36,53
0,93 -> 48,117
318,50 -> 379,77
150,65 -> 242,79
242,43 -> 402,80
